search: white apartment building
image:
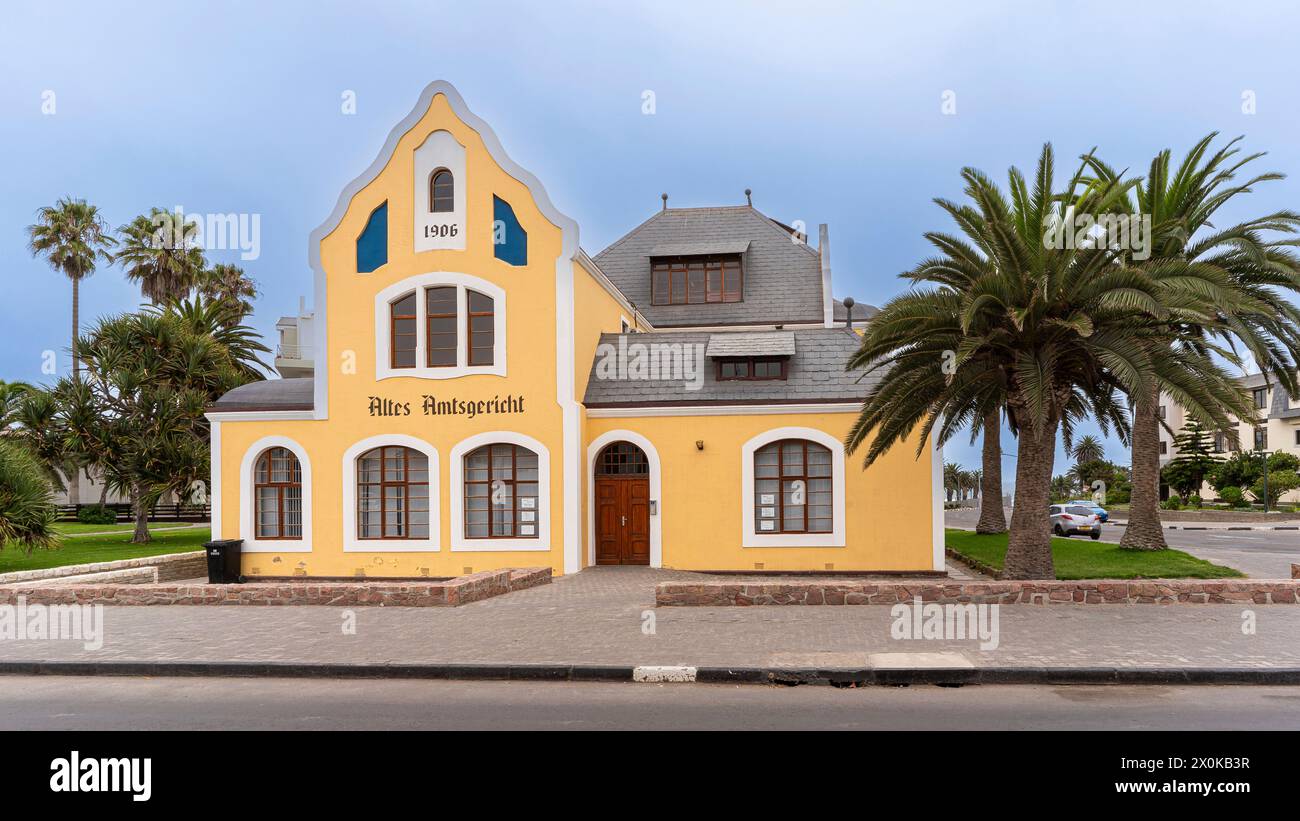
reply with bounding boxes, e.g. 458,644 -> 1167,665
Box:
1158,371 -> 1300,501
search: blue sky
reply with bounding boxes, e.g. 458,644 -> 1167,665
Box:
3,0 -> 1299,484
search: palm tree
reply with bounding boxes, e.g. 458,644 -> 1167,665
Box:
1072,434 -> 1105,465
847,144 -> 1253,578
0,381 -> 33,432
199,263 -> 259,320
975,412 -> 1007,532
943,461 -> 962,501
28,197 -> 116,506
1086,135 -> 1300,550
116,208 -> 207,304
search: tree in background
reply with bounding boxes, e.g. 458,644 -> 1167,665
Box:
1071,434 -> 1105,465
27,197 -> 117,505
199,263 -> 259,321
56,298 -> 266,543
975,413 -> 1007,533
1160,421 -> 1222,499
115,208 -> 208,305
0,440 -> 59,555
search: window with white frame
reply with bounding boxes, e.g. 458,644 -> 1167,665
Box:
753,439 -> 833,534
254,447 -> 303,539
463,443 -> 539,539
742,427 -> 845,548
375,274 -> 506,380
356,446 -> 430,540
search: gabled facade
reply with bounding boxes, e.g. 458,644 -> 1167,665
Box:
207,81 -> 940,578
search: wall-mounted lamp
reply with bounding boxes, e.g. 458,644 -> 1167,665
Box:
695,440 -> 705,451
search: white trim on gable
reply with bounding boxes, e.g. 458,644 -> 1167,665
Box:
374,272 -> 506,380
239,436 -> 313,553
341,434 -> 441,552
740,426 -> 846,548
449,431 -> 552,552
305,81 -> 583,574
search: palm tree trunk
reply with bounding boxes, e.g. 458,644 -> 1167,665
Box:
130,481 -> 151,544
976,411 -> 1007,533
67,276 -> 80,507
1003,414 -> 1059,579
1120,385 -> 1167,550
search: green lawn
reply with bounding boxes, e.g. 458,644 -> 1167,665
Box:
0,527 -> 210,574
52,521 -> 193,536
945,529 -> 1243,579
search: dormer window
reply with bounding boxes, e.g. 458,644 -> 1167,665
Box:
651,255 -> 742,305
429,169 -> 454,213
717,357 -> 787,381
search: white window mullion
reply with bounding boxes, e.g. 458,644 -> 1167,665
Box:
456,285 -> 469,369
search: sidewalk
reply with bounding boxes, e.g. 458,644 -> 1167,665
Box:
0,567 -> 1297,682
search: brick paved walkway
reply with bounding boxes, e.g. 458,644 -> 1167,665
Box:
0,566 -> 1296,670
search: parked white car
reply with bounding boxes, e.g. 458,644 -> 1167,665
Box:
1048,504 -> 1102,539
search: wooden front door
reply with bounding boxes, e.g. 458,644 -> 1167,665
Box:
594,442 -> 650,565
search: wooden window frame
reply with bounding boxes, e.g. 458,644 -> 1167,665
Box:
390,292 -> 418,369
429,168 -> 454,213
463,444 -> 539,540
650,254 -> 743,306
595,442 -> 649,476
753,439 -> 833,535
357,446 -> 428,540
466,290 -> 494,367
425,286 -> 457,368
253,447 -> 302,540
716,356 -> 788,381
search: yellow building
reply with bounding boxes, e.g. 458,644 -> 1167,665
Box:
206,80 -> 941,578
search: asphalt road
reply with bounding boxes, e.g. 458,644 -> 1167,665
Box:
2,676 -> 1299,730
947,508 -> 1300,578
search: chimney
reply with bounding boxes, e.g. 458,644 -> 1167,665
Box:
819,223 -> 834,327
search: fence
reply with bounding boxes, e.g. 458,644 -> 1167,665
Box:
57,503 -> 211,523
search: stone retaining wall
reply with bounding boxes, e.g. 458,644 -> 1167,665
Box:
0,551 -> 207,587
0,567 -> 551,608
656,578 -> 1300,606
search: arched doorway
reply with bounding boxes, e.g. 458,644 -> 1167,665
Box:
594,442 -> 650,565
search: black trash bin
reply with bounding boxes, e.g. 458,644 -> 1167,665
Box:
203,539 -> 244,584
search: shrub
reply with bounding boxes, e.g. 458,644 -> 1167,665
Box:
1218,486 -> 1244,507
76,505 -> 117,525
0,441 -> 59,554
1250,469 -> 1300,508
1187,494 -> 1202,509
1161,495 -> 1183,510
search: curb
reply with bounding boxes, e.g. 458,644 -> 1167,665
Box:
1,661 -> 1298,686
1108,520 -> 1300,531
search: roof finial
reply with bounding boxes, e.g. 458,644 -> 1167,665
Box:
661,193 -> 668,211
745,188 -> 752,206
843,296 -> 855,328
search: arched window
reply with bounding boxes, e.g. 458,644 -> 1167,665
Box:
464,444 -> 539,539
753,439 -> 832,534
430,169 -> 454,213
390,292 -> 417,368
596,442 -> 649,476
356,446 -> 429,539
254,447 -> 302,539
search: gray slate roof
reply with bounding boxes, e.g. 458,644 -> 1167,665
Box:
594,206 -> 825,328
833,298 -> 880,323
583,328 -> 871,406
210,377 -> 314,412
704,331 -> 796,358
